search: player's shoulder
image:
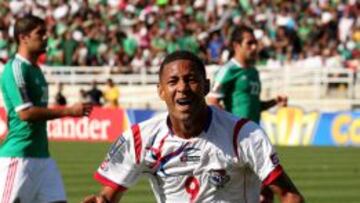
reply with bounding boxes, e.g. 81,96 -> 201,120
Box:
215,59 -> 241,80
210,106 -> 238,123
3,56 -> 31,74
218,60 -> 237,73
127,113 -> 167,141
209,106 -> 243,132
210,106 -> 264,139
236,119 -> 268,146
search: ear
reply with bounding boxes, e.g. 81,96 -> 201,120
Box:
203,79 -> 210,95
157,83 -> 165,100
233,41 -> 241,50
18,33 -> 28,44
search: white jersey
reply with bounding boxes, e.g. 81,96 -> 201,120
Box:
95,106 -> 283,203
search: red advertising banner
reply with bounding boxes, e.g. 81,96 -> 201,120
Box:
0,108 -> 7,139
0,107 -> 130,142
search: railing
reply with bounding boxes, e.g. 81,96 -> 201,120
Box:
41,66 -> 159,85
259,67 -> 356,99
1,65 -> 359,111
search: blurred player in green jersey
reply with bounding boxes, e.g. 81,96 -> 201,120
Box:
208,26 -> 288,203
0,15 -> 92,203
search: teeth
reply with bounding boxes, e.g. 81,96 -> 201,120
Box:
177,99 -> 191,105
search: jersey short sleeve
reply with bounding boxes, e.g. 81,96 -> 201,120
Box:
2,59 -> 33,112
237,121 -> 281,182
209,62 -> 239,99
95,127 -> 143,190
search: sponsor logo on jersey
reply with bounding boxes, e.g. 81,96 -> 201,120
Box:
180,147 -> 201,163
109,136 -> 126,157
270,153 -> 280,166
100,158 -> 110,171
208,169 -> 230,188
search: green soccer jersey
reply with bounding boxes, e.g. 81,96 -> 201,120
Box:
0,54 -> 49,157
211,59 -> 261,123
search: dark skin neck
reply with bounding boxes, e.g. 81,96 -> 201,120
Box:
17,46 -> 39,65
169,104 -> 209,139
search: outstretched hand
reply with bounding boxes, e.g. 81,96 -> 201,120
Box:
82,195 -> 108,203
68,103 -> 93,117
276,95 -> 288,107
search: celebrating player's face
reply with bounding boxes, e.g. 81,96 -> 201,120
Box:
158,59 -> 209,121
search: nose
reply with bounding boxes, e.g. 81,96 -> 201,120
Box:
43,34 -> 48,41
251,43 -> 257,51
177,80 -> 190,92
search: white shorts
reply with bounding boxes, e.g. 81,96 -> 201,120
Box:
0,157 -> 66,203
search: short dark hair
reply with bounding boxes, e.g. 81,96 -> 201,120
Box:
230,25 -> 254,44
14,15 -> 45,44
159,50 -> 206,79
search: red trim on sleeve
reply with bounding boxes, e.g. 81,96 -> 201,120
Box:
94,172 -> 127,192
262,165 -> 284,188
233,119 -> 249,159
131,124 -> 142,164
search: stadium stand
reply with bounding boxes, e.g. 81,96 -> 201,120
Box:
0,0 -> 359,111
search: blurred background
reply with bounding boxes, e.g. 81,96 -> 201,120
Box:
0,0 -> 359,110
0,0 -> 359,203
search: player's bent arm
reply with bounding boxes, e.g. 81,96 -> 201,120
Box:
266,171 -> 304,203
82,186 -> 124,203
260,99 -> 277,111
18,103 -> 92,121
261,95 -> 288,111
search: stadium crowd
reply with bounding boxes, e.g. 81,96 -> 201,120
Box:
0,0 -> 359,73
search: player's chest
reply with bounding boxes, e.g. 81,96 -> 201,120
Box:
26,70 -> 48,105
232,71 -> 260,95
144,137 -> 239,178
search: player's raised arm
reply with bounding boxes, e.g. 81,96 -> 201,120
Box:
82,186 -> 124,203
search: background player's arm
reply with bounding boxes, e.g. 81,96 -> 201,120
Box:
18,103 -> 92,121
266,171 -> 304,203
207,81 -> 225,109
261,95 -> 287,111
82,186 -> 124,203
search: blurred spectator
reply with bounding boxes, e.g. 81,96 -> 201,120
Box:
207,31 -> 224,64
54,83 -> 67,106
79,88 -> 89,103
0,0 -> 357,71
104,78 -> 120,108
87,80 -> 103,106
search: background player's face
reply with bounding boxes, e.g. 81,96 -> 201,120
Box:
234,32 -> 258,61
158,59 -> 209,121
24,25 -> 47,54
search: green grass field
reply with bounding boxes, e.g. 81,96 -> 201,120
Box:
50,142 -> 360,203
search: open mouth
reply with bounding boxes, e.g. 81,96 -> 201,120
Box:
176,98 -> 192,106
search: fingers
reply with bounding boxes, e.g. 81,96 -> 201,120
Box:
276,95 -> 288,107
82,195 -> 97,203
69,103 -> 93,117
83,103 -> 93,117
82,195 -> 108,203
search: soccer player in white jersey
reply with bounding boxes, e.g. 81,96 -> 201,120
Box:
0,15 -> 92,203
83,51 -> 304,203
